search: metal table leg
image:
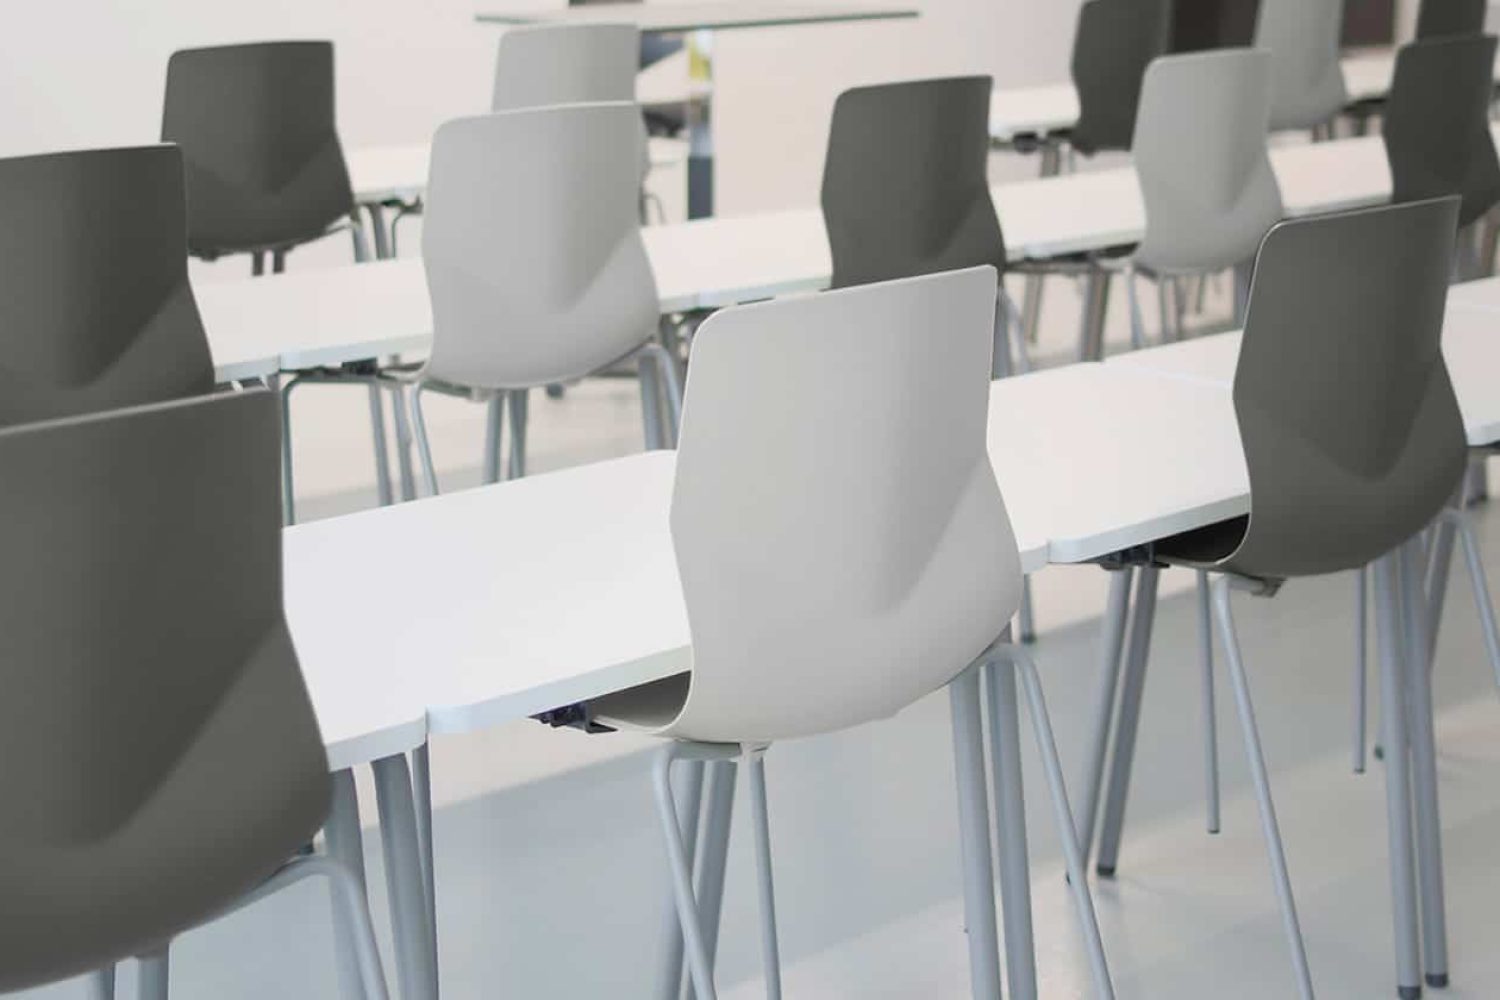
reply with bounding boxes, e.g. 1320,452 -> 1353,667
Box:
373,753 -> 440,1000
985,653 -> 1037,1000
1095,565 -> 1159,876
948,665 -> 1003,1000
325,769 -> 369,1000
686,31 -> 714,219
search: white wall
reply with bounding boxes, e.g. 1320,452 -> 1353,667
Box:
0,0 -> 1083,214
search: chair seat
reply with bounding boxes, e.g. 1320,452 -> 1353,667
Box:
1153,514 -> 1248,569
589,672 -> 690,732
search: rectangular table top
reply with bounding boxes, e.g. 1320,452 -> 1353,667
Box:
200,125 -> 1430,376
1106,294 -> 1500,449
288,361 -> 1251,756
476,2 -> 918,33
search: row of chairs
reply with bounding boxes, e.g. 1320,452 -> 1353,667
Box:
3,183 -> 1476,1000
1065,0 -> 1489,161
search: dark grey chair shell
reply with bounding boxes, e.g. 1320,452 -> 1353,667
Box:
1383,35 -> 1500,228
163,41 -> 355,258
1170,0 -> 1260,52
820,77 -> 1005,289
0,389 -> 329,991
1070,0 -> 1174,155
1159,198 -> 1466,580
1417,0 -> 1488,38
0,145 -> 214,427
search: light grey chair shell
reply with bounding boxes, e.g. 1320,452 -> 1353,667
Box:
593,267 -> 1021,744
1132,49 -> 1284,275
491,23 -> 639,110
1254,0 -> 1350,131
420,103 -> 660,389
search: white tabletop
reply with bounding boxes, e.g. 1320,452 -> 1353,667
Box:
284,452 -> 688,752
988,82 -> 1079,143
1107,297 -> 1500,448
989,363 -> 1247,565
348,136 -> 689,206
285,445 -> 1045,746
196,258 -> 435,372
476,2 -> 917,33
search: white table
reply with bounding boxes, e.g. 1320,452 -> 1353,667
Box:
281,368 -> 1231,1000
1105,296 -> 1500,448
989,364 -> 1247,565
475,2 -> 919,217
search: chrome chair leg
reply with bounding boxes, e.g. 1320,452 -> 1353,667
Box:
407,385 -> 440,497
1197,571 -> 1221,834
1000,645 -> 1117,1000
745,752 -> 783,1000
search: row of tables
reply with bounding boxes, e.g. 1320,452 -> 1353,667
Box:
285,271 -> 1500,999
203,124 -> 1472,382
257,119 -> 1500,998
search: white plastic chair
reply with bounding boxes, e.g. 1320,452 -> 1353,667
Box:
1043,50 -> 1283,362
1254,0 -> 1349,135
1121,49 -> 1283,346
395,103 -> 677,495
491,23 -> 639,110
587,267 -> 1114,1000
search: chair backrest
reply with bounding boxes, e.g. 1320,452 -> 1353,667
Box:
658,267 -> 1021,743
1170,0 -> 1261,51
0,390 -> 328,990
492,24 -> 638,110
1383,35 -> 1500,228
163,41 -> 354,256
1254,0 -> 1349,131
0,145 -> 214,427
1070,0 -> 1174,155
422,104 -> 659,389
1132,50 -> 1284,274
1417,0 -> 1488,38
1225,198 -> 1465,579
821,77 -> 1005,290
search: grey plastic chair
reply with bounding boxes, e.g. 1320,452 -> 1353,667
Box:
396,103 -> 677,495
1417,0 -> 1488,38
1123,49 -> 1284,343
1169,0 -> 1260,52
1069,0 -> 1174,156
821,76 -> 1024,375
0,145 -> 214,427
1383,35 -> 1500,231
165,41 -> 395,527
1254,0 -> 1349,134
586,267 -> 1113,1000
1101,199 -> 1465,1000
820,75 -> 1037,639
162,41 -> 366,272
0,389 -> 387,1000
